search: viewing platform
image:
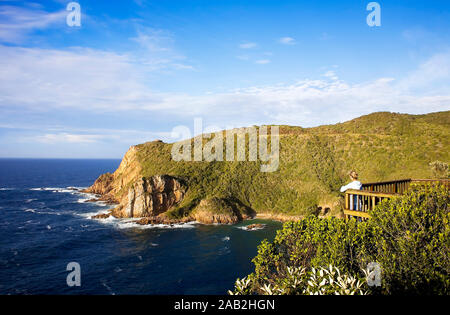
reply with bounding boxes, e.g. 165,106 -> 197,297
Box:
344,179 -> 450,221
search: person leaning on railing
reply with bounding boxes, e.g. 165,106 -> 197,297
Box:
340,171 -> 362,210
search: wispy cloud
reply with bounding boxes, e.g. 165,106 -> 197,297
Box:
0,5 -> 67,43
0,45 -> 153,111
255,59 -> 271,64
130,27 -> 194,71
323,70 -> 339,81
279,37 -> 296,45
239,42 -> 257,49
23,128 -> 172,145
34,133 -> 105,144
398,52 -> 450,92
130,27 -> 173,53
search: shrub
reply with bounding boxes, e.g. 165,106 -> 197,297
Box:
229,265 -> 369,295
366,184 -> 449,295
237,216 -> 373,294
429,161 -> 449,179
233,184 -> 449,295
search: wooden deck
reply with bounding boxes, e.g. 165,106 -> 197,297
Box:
343,179 -> 450,221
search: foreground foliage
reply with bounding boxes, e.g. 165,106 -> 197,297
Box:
230,184 -> 449,295
229,265 -> 369,295
367,184 -> 449,294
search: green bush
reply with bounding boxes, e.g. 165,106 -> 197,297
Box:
367,184 -> 449,295
240,216 -> 372,294
233,184 -> 449,295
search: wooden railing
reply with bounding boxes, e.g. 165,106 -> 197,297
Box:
344,179 -> 449,221
362,179 -> 411,194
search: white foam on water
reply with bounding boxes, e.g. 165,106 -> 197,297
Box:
30,187 -> 86,194
236,224 -> 267,231
131,221 -> 197,230
74,191 -> 101,204
88,212 -> 197,230
67,186 -> 86,191
29,187 -> 65,193
24,209 -> 37,213
77,209 -> 112,220
222,236 -> 230,241
0,188 -> 15,191
102,282 -> 115,295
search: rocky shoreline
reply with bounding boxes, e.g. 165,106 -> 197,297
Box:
85,194 -> 332,226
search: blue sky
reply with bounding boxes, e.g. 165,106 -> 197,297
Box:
0,0 -> 449,158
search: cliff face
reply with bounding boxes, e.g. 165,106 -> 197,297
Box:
113,145 -> 142,195
85,111 -> 450,224
86,173 -> 115,195
83,145 -> 142,203
113,175 -> 186,218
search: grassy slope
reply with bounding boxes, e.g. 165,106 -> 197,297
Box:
131,111 -> 450,219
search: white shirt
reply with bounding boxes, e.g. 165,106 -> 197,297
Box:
340,181 -> 362,192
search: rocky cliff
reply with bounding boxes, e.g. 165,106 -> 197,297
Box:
112,175 -> 186,218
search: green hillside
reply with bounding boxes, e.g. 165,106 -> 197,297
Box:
119,111 -> 450,219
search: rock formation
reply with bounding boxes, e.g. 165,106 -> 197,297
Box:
114,175 -> 186,218
84,173 -> 114,195
191,198 -> 254,224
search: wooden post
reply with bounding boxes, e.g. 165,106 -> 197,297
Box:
345,193 -> 349,221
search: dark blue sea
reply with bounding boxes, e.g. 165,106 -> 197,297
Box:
0,159 -> 281,295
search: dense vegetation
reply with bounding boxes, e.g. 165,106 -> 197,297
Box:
229,184 -> 449,295
131,111 -> 449,219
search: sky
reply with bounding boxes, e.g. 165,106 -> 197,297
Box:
0,0 -> 449,158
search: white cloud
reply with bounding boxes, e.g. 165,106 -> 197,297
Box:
279,37 -> 296,45
130,28 -> 173,53
398,52 -> 450,92
0,45 -> 156,111
130,27 -> 194,71
34,133 -> 105,144
26,128 -> 172,144
0,5 -> 67,43
0,45 -> 449,130
255,59 -> 271,64
239,42 -> 257,49
323,70 -> 339,81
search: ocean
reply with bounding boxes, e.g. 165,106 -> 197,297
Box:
0,159 -> 282,295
